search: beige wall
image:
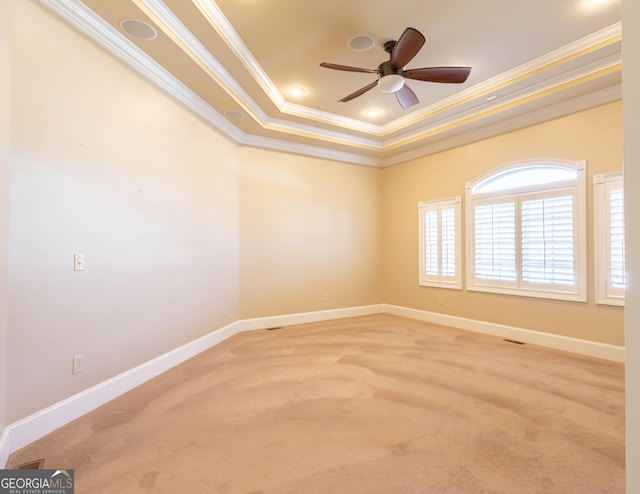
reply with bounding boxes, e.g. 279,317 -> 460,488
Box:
622,0 -> 640,488
382,102 -> 624,346
6,0 -> 383,423
2,0 -> 628,437
0,0 -> 11,433
239,147 -> 382,318
7,0 -> 241,421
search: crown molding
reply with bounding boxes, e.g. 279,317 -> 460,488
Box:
39,0 -> 622,169
41,0 -> 243,143
191,0 -> 286,109
132,0 -> 381,149
240,134 -> 381,167
186,0 -> 623,139
381,84 -> 621,167
380,22 -> 621,135
191,0 -> 381,134
40,0 -> 381,166
383,54 -> 621,149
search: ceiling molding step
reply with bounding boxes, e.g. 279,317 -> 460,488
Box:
261,116 -> 382,150
380,22 -> 622,135
134,0 -> 270,123
240,135 -> 382,168
381,84 -> 622,168
278,101 -> 380,135
40,0 -> 377,160
191,0 -> 621,138
133,0 -> 387,148
192,0 -> 381,134
40,0 -> 244,143
382,54 -> 622,150
38,0 -> 622,169
192,0 -> 286,109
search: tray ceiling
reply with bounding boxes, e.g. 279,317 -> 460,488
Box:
41,0 -> 621,166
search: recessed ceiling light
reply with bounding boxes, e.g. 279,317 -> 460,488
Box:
349,35 -> 375,52
120,19 -> 157,40
289,87 -> 306,97
587,0 -> 607,4
485,94 -> 498,102
224,110 -> 245,119
365,109 -> 380,118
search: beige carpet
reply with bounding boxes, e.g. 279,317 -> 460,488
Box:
8,314 -> 625,493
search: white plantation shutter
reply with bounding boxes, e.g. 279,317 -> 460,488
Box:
419,197 -> 461,289
473,202 -> 516,281
609,187 -> 625,290
466,160 -> 586,301
441,208 -> 456,277
424,210 -> 439,275
521,194 -> 575,286
595,174 -> 625,305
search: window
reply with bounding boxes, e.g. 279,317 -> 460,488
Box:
465,159 -> 586,301
418,196 -> 462,289
594,173 -> 625,306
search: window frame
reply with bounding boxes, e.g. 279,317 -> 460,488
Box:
465,159 -> 587,302
594,172 -> 625,306
418,196 -> 462,290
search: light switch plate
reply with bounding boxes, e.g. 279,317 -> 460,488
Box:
74,253 -> 85,271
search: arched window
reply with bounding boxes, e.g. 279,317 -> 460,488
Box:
465,159 -> 586,301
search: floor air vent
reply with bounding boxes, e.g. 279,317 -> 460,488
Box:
17,459 -> 45,469
266,327 -> 283,331
504,339 -> 526,345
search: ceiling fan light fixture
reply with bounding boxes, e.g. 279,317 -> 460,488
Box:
379,74 -> 405,93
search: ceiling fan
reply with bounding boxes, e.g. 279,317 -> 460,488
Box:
320,27 -> 471,110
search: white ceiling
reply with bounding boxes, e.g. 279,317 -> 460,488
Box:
42,0 -> 622,167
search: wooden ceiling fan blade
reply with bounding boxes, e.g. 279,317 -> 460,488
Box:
395,84 -> 419,109
390,27 -> 425,69
339,80 -> 379,102
320,62 -> 377,74
404,66 -> 472,84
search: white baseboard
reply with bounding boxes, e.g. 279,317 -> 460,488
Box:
2,304 -> 382,465
0,427 -> 9,469
2,302 -> 623,467
383,304 -> 625,362
5,321 -> 244,457
234,304 -> 384,332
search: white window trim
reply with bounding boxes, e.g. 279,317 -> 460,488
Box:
418,196 -> 462,290
594,172 -> 625,306
465,158 -> 587,302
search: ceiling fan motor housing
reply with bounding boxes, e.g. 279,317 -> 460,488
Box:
378,60 -> 405,78
377,60 -> 406,93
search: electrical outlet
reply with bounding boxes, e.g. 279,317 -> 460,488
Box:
438,296 -> 444,306
72,354 -> 84,374
322,293 -> 328,303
